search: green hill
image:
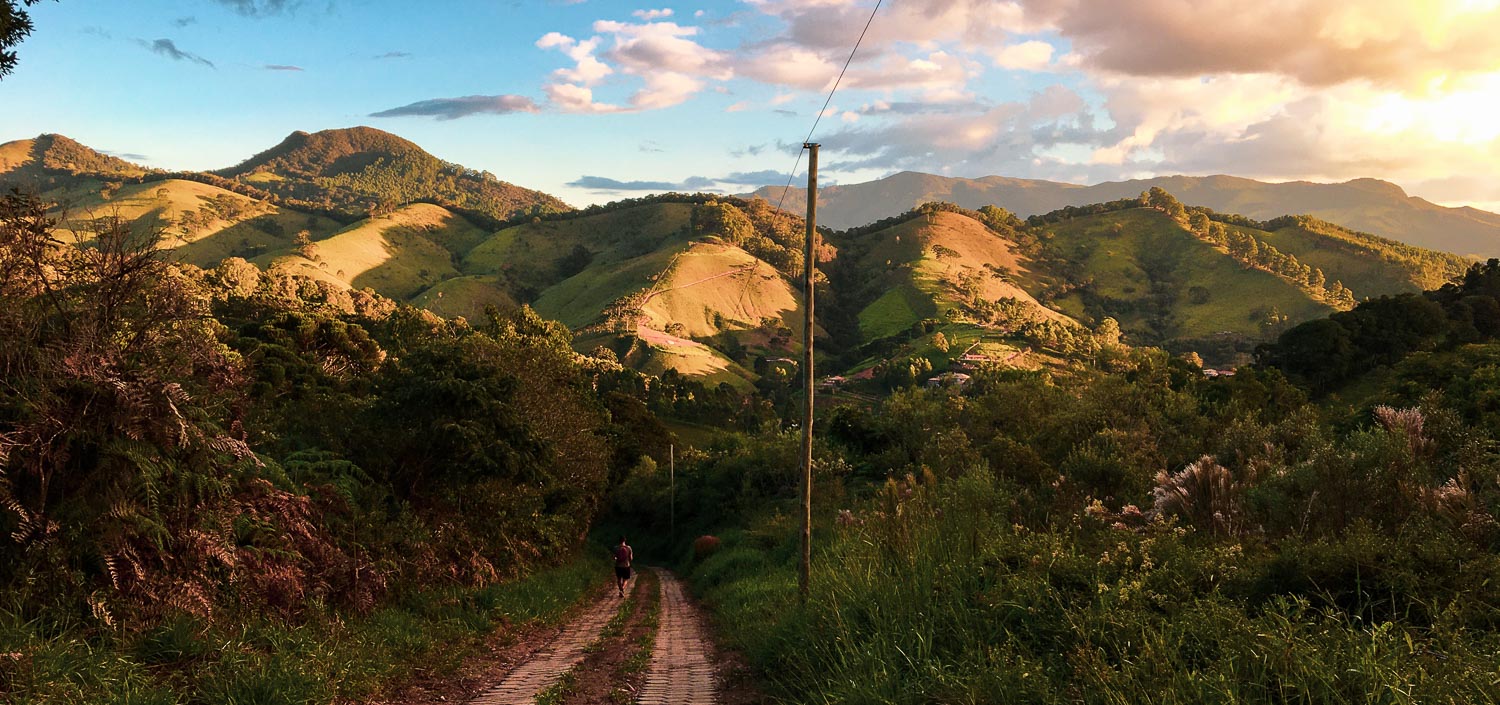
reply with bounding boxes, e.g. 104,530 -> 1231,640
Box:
1254,215 -> 1468,297
471,198 -> 811,382
824,197 -> 1467,368
1036,207 -> 1334,343
832,208 -> 1068,342
4,127 -> 1475,383
218,126 -> 569,221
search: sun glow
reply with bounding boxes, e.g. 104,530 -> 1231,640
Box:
1361,73 -> 1500,144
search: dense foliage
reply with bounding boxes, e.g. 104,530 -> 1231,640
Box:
0,190 -> 623,629
610,314 -> 1500,701
1262,258 -> 1500,393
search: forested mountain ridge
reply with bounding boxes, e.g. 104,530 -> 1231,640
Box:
217,126 -> 570,221
753,170 -> 1500,257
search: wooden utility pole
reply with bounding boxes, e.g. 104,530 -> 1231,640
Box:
669,444 -> 675,543
799,142 -> 818,601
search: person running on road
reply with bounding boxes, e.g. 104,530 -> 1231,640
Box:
611,536 -> 633,597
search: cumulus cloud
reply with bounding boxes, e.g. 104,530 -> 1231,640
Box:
633,8 -> 673,20
543,82 -> 624,113
812,85 -> 1100,174
1012,0 -> 1500,88
140,39 -> 214,68
1106,78 -> 1500,189
522,0 -> 1500,207
990,40 -> 1054,71
749,0 -> 1034,56
538,19 -> 731,112
370,94 -> 541,120
172,16 -> 197,28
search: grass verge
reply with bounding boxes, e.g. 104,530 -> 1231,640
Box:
688,471 -> 1500,704
0,555 -> 604,704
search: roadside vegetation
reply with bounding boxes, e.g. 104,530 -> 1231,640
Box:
607,265 -> 1500,700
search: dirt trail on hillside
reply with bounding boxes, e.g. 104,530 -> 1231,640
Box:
464,587 -> 622,704
450,568 -> 736,705
635,570 -> 720,704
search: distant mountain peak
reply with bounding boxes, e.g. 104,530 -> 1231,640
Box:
1341,177 -> 1409,199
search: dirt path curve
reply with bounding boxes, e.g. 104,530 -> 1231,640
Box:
467,585 -> 623,705
636,569 -> 718,705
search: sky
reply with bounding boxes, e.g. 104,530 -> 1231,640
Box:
3,0 -> 1500,211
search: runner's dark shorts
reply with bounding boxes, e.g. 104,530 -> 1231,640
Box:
615,566 -> 632,580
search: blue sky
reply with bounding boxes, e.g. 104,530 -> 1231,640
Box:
4,0 -> 1500,210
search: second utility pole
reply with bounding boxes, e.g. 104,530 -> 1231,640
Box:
799,142 -> 818,601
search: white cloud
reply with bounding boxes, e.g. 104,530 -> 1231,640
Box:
544,83 -> 624,113
990,40 -> 1054,71
633,8 -> 673,20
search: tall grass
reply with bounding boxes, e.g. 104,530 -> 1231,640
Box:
690,471 -> 1500,704
0,555 -> 603,704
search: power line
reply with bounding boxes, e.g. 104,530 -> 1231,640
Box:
772,0 -> 883,214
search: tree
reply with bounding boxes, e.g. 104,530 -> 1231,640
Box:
1094,317 -> 1122,348
1188,211 -> 1211,235
1308,267 -> 1326,290
1,1 -> 54,79
932,331 -> 951,353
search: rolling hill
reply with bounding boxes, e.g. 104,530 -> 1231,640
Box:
832,209 -> 1065,342
0,127 -> 1479,381
255,202 -> 487,299
826,198 -> 1469,367
754,172 -> 1500,257
44,178 -> 345,267
466,198 -> 814,386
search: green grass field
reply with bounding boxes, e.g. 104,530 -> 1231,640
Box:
687,472 -> 1500,704
1042,209 -> 1332,341
1256,220 -> 1468,298
464,202 -> 695,294
412,274 -> 519,321
257,203 -> 483,300
44,179 -> 344,268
